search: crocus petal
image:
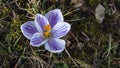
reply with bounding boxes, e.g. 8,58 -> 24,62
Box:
45,38 -> 65,53
20,21 -> 38,39
35,14 -> 49,32
45,9 -> 63,28
51,22 -> 71,38
30,33 -> 47,47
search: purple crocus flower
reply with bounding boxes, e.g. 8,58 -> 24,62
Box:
20,9 -> 71,53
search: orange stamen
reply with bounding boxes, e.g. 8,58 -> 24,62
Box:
44,32 -> 50,38
43,24 -> 51,38
43,24 -> 51,31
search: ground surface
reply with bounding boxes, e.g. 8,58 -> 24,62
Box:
0,0 -> 120,68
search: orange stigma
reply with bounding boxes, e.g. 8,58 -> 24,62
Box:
43,24 -> 51,31
43,24 -> 51,38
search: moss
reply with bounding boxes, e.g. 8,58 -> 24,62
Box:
5,15 -> 21,41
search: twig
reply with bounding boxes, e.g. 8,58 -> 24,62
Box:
70,32 -> 79,43
64,8 -> 80,16
22,56 -> 49,67
4,0 -> 19,6
0,15 -> 8,21
48,53 -> 53,64
106,33 -> 112,58
65,48 -> 78,67
82,32 -> 89,41
14,46 -> 26,68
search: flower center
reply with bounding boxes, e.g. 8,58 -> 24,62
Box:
43,24 -> 51,38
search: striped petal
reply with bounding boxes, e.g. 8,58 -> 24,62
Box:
45,9 -> 63,28
20,21 -> 38,39
30,33 -> 47,47
45,38 -> 65,53
35,14 -> 49,32
51,22 -> 71,38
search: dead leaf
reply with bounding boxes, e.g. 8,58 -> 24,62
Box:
71,0 -> 85,8
95,4 -> 105,23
